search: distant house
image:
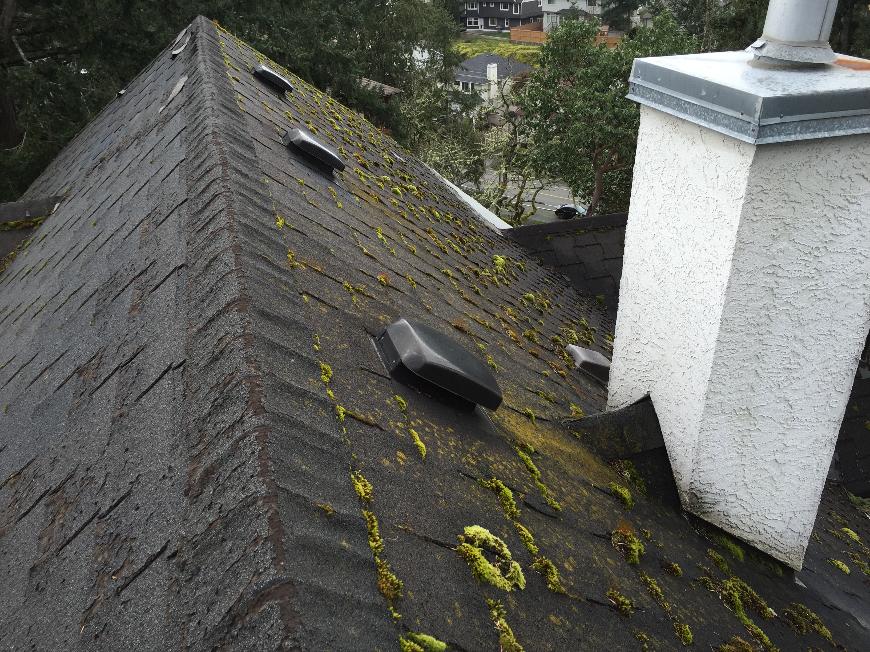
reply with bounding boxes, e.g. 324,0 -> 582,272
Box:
541,0 -> 601,32
460,1 -> 543,32
454,53 -> 532,103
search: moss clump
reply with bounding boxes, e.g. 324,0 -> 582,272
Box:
612,528 -> 645,565
663,561 -> 683,577
399,633 -> 447,652
316,502 -> 335,516
514,522 -> 539,557
708,548 -> 730,574
639,572 -> 666,608
782,603 -> 833,642
363,510 -> 384,554
522,407 -> 536,424
456,525 -> 525,592
700,575 -> 776,651
608,482 -> 634,509
609,459 -> 647,496
828,558 -> 850,574
514,447 -> 562,512
376,557 -> 404,611
840,527 -> 860,543
479,477 -> 520,521
607,588 -> 634,616
351,471 -> 373,503
717,636 -> 755,652
569,403 -> 585,418
319,362 -> 333,384
715,535 -> 745,562
394,394 -> 407,413
409,428 -> 426,460
487,599 -> 524,652
335,404 -> 347,422
531,557 -> 566,594
674,623 -> 693,646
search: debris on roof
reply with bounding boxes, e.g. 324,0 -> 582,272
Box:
0,17 -> 867,651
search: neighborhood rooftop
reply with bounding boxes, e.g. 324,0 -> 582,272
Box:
455,53 -> 533,84
0,16 -> 867,651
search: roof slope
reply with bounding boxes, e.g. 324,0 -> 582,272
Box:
455,53 -> 533,83
0,17 -> 868,651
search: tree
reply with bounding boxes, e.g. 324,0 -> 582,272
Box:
519,15 -> 697,216
601,0 -> 641,32
0,1 -> 463,201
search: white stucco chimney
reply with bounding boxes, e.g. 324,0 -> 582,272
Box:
486,62 -> 498,101
610,1 -> 870,569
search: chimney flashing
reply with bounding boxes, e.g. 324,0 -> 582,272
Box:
628,51 -> 870,144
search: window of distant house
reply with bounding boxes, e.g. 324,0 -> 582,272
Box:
460,81 -> 476,92
513,3 -> 520,14
504,18 -> 510,26
500,2 -> 510,9
466,2 -> 478,9
489,17 -> 498,26
467,17 -> 480,26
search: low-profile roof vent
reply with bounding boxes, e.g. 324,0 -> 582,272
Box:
376,318 -> 502,410
283,128 -> 346,172
254,64 -> 294,93
567,345 -> 610,385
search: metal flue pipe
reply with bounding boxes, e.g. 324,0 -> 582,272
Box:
748,0 -> 839,65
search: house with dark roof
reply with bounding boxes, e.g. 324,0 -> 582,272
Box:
461,1 -> 543,32
454,53 -> 532,102
0,16 -> 868,651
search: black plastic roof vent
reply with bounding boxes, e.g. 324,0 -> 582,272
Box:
253,64 -> 294,93
376,318 -> 502,410
283,128 -> 346,172
567,345 -> 610,385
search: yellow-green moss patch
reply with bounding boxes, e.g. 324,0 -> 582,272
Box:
399,632 -> 447,652
487,599 -> 524,652
612,528 -> 645,565
782,602 -> 833,643
456,525 -> 525,592
608,482 -> 634,509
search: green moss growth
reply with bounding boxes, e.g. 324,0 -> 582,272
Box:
351,471 -> 374,503
319,362 -> 333,384
394,394 -> 407,413
607,588 -> 634,616
514,522 -> 539,557
609,459 -> 647,496
399,633 -> 447,652
608,482 -> 634,509
840,527 -> 860,543
456,525 -> 525,592
663,561 -> 683,577
707,549 -> 730,574
409,428 -> 426,460
335,404 -> 347,422
700,575 -> 776,652
487,599 -> 524,652
612,528 -> 645,565
514,447 -> 562,512
480,478 -> 520,521
717,636 -> 755,652
532,557 -> 566,594
363,510 -> 383,554
828,558 -> 850,574
715,535 -> 745,562
640,572 -> 666,609
782,603 -> 833,642
568,403 -> 585,418
674,623 -> 693,646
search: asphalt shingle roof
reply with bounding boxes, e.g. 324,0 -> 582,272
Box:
0,17 -> 868,651
455,53 -> 533,85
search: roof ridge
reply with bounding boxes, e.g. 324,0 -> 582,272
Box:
173,19 -> 304,644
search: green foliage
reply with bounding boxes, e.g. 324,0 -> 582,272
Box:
0,0 -> 463,200
607,588 -> 634,615
612,527 -> 645,565
454,36 -> 540,66
782,603 -> 833,643
609,482 -> 634,509
518,15 -> 697,216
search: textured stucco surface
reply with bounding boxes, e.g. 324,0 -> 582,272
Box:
610,106 -> 870,568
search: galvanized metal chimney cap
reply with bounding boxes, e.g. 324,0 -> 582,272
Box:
627,50 -> 870,144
